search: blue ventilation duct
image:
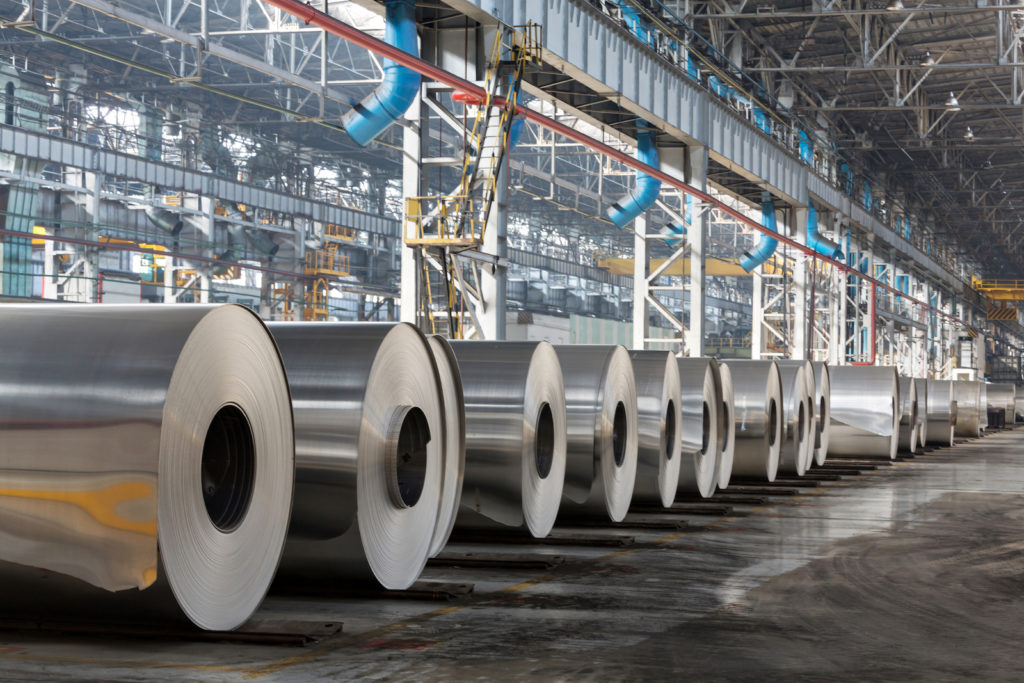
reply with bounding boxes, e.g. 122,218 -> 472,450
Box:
740,192 -> 778,272
509,114 -> 525,149
798,130 -> 813,164
862,180 -> 873,211
619,2 -> 655,46
607,122 -> 661,228
341,0 -> 420,146
806,201 -> 843,259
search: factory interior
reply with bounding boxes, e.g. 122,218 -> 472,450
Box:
0,0 -> 1023,679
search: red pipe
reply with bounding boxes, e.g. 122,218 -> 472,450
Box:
262,0 -> 964,327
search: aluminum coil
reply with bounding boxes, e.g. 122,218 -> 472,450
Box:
811,362 -> 832,466
628,351 -> 682,507
726,360 -> 783,482
986,382 -> 1016,425
953,380 -> 984,438
554,345 -> 638,522
925,379 -> 956,446
271,322 -> 443,590
828,366 -> 900,460
717,363 -> 737,489
914,378 -> 928,449
1016,386 -> 1024,422
776,360 -> 815,476
980,382 -> 989,432
897,377 -> 920,453
676,358 -> 720,498
449,341 -> 567,538
426,335 -> 466,557
0,304 -> 294,631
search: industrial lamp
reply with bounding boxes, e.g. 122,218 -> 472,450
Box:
965,126 -> 975,142
921,51 -> 935,66
886,0 -> 904,10
945,92 -> 961,111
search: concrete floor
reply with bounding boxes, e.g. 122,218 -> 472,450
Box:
1,430 -> 1023,681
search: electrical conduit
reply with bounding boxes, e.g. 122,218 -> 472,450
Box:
341,0 -> 420,146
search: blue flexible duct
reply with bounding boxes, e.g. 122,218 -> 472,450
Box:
739,192 -> 778,272
341,0 -> 420,146
659,194 -> 694,247
806,201 -> 843,259
607,122 -> 661,227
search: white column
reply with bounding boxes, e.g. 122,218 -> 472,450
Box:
685,145 -> 707,357
751,270 -> 763,360
791,206 -> 809,360
632,215 -> 649,350
400,100 -> 422,326
480,151 -> 508,340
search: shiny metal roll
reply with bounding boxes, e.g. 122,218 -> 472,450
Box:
271,322 -> 443,590
717,363 -> 737,489
0,304 -> 294,631
828,366 -> 900,460
811,362 -> 832,466
925,379 -> 956,446
986,382 -> 1016,425
897,377 -> 920,453
776,360 -> 815,476
1016,386 -> 1024,422
913,378 -> 928,449
449,341 -> 567,538
628,350 -> 682,507
980,382 -> 989,432
554,345 -> 638,522
953,380 -> 984,437
676,358 -> 720,498
725,360 -> 783,482
426,335 -> 466,557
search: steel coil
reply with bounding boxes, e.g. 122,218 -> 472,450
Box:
828,366 -> 900,460
913,378 -> 928,449
717,363 -> 737,489
898,377 -> 920,453
449,341 -> 567,538
776,360 -> 815,476
811,362 -> 832,466
628,350 -> 682,507
0,304 -> 294,631
676,358 -> 720,498
980,382 -> 989,432
555,345 -> 638,522
925,379 -> 956,446
986,382 -> 1016,425
426,335 -> 466,557
725,360 -> 783,482
953,380 -> 984,437
270,322 -> 444,590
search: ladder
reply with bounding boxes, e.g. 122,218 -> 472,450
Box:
405,24 -> 540,338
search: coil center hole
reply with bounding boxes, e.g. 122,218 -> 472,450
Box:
392,406 -> 430,508
535,403 -> 554,479
201,404 -> 256,533
701,401 -> 711,455
768,399 -> 779,447
818,397 -> 826,435
664,400 -> 677,461
612,401 -> 627,467
720,403 -> 730,452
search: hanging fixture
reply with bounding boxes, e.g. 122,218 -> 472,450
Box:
965,126 -> 975,142
886,0 -> 904,10
921,51 -> 935,66
945,92 -> 961,111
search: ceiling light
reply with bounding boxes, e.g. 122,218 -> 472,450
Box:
886,0 -> 904,10
945,92 -> 961,111
965,126 -> 975,142
921,51 -> 935,66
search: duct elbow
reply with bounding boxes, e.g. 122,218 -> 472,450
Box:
740,193 -> 779,272
607,123 -> 661,228
341,0 -> 420,147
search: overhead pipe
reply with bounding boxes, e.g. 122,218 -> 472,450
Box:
739,193 -> 778,272
144,206 -> 184,236
659,194 -> 693,247
806,201 -> 843,259
263,0 -> 972,329
607,122 -> 661,228
340,0 -> 420,146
